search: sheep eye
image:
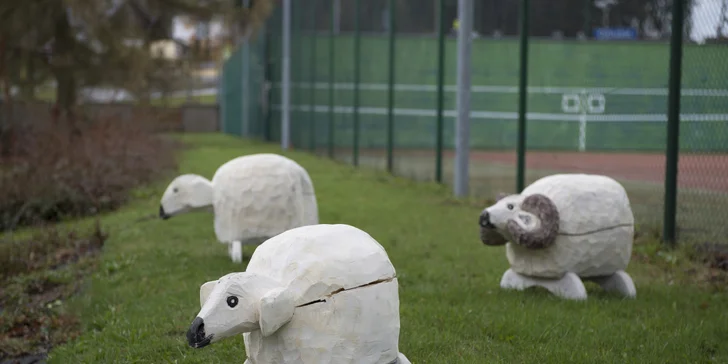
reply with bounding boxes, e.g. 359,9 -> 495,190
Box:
173,188 -> 178,193
226,296 -> 238,308
507,203 -> 514,210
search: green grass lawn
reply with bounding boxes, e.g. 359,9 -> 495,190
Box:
45,133 -> 727,363
150,95 -> 217,106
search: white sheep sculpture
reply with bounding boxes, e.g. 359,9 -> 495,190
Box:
159,153 -> 319,263
185,224 -> 411,364
478,173 -> 636,300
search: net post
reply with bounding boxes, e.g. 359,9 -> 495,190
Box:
454,0 -> 472,197
435,0 -> 446,183
386,0 -> 397,173
281,0 -> 291,150
663,0 -> 685,247
263,16 -> 273,141
308,0 -> 317,152
352,0 -> 361,166
327,0 -> 335,159
516,0 -> 530,193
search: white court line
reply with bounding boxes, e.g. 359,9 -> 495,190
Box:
276,82 -> 728,97
272,103 -> 728,123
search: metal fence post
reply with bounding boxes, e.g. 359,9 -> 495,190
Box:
281,0 -> 292,150
454,0 -> 472,197
353,0 -> 361,166
435,0 -> 446,183
516,0 -> 530,193
582,0 -> 591,37
292,1 -> 300,148
328,0 -> 335,159
663,0 -> 685,246
219,61 -> 226,133
241,35 -> 250,137
263,21 -> 273,142
309,0 -> 318,152
386,0 -> 396,173
333,0 -> 341,34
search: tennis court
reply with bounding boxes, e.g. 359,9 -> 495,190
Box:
276,79 -> 728,242
224,34 -> 728,243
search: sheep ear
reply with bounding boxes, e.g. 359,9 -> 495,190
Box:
480,227 -> 508,246
199,280 -> 218,308
258,287 -> 295,337
506,193 -> 559,249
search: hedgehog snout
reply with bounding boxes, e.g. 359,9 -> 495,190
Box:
479,211 -> 494,229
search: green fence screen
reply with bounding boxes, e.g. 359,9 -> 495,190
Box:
220,27 -> 268,140
221,33 -> 728,152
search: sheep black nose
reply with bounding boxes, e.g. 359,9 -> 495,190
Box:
187,317 -> 206,348
159,205 -> 170,220
479,212 -> 491,228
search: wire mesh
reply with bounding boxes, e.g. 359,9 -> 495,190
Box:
218,0 -> 728,245
525,1 -> 673,232
387,0 -> 444,183
221,47 -> 243,136
266,5 -> 283,143
461,1 -> 521,199
677,1 -> 728,243
519,0 -> 728,242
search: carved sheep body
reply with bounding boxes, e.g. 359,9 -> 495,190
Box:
186,224 -> 410,364
159,153 -> 319,263
479,174 -> 636,300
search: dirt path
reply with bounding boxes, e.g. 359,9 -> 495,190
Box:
343,147 -> 728,192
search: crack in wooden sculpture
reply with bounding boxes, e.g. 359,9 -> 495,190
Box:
557,223 -> 634,237
295,276 -> 397,308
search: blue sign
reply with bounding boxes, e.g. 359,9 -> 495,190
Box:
593,27 -> 638,40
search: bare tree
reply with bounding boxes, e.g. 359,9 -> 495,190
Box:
0,0 -> 274,122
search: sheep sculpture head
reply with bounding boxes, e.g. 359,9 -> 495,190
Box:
478,192 -> 560,250
187,272 -> 294,349
159,174 -> 213,220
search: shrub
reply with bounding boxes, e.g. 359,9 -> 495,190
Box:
0,223 -> 108,362
0,115 -> 179,231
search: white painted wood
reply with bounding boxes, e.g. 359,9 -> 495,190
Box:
160,153 -> 319,262
500,269 -> 588,300
187,224 -> 409,363
500,269 -> 636,300
479,173 -> 636,300
586,270 -> 636,298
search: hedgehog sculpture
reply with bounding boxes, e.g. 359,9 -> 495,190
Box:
478,173 -> 637,300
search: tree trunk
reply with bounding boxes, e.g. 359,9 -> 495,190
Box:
51,6 -> 78,125
0,35 -> 9,102
21,52 -> 37,100
0,34 -> 12,157
55,67 -> 77,121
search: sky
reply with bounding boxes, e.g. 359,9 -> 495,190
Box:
692,0 -> 725,42
172,16 -> 225,43
171,0 -> 726,44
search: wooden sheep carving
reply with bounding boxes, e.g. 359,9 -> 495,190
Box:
186,224 -> 411,364
478,173 -> 636,300
159,153 -> 319,263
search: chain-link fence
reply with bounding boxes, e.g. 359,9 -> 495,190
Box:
219,27 -> 268,138
219,0 -> 728,245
